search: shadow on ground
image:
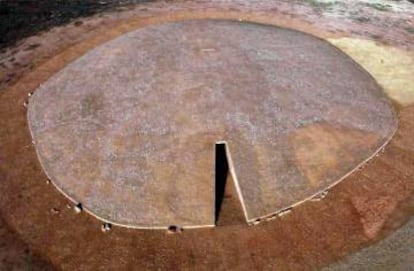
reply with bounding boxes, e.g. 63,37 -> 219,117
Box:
0,0 -> 152,49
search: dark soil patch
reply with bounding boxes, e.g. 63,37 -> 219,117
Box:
0,0 -> 152,49
0,216 -> 53,270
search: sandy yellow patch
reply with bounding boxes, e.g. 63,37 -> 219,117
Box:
329,37 -> 414,106
290,122 -> 380,187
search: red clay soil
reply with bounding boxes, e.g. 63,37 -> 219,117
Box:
0,1 -> 414,270
0,216 -> 53,270
1,98 -> 413,270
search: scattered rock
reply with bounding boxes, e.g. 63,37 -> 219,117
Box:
74,203 -> 83,214
167,225 -> 183,234
311,190 -> 329,201
101,223 -> 112,232
50,208 -> 60,215
278,208 -> 293,217
266,215 -> 277,221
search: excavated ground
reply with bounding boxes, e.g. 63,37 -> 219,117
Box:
0,1 -> 413,270
27,19 -> 396,229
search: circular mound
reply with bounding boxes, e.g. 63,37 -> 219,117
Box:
27,19 -> 397,229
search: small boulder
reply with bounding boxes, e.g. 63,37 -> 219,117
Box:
101,223 -> 112,232
74,203 -> 83,214
167,225 -> 183,234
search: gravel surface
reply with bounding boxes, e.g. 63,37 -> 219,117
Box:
325,215 -> 414,270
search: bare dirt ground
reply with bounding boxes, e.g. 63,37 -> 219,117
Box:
0,216 -> 53,270
0,0 -> 414,270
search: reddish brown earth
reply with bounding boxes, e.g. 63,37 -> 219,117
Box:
0,216 -> 53,270
0,1 -> 413,270
1,101 -> 413,270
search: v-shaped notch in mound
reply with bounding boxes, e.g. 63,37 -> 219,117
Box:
27,19 -> 397,229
